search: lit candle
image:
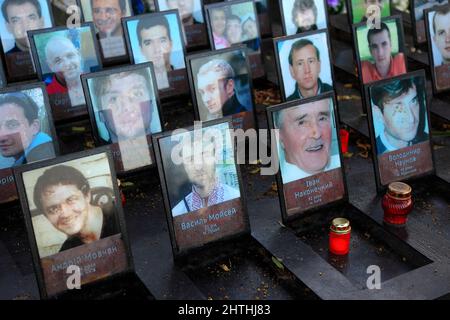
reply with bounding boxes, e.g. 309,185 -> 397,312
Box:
382,182 -> 413,226
329,218 -> 351,255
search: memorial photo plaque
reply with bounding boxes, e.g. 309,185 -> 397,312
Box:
278,0 -> 329,36
411,0 -> 448,45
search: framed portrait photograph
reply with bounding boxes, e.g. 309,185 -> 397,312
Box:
205,0 -> 264,78
152,118 -> 250,257
353,15 -> 407,86
14,148 -> 134,298
366,70 -> 435,190
278,0 -> 329,36
0,0 -> 54,82
347,0 -> 391,25
226,0 -> 271,37
274,29 -> 334,102
424,4 -> 450,93
267,92 -> 347,222
411,0 -> 448,44
81,62 -> 164,174
154,0 -> 208,49
0,83 -> 59,204
186,45 -> 256,131
50,0 -> 78,26
78,0 -> 133,65
122,11 -> 189,100
28,23 -> 103,122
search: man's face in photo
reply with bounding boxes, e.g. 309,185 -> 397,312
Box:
100,73 -> 152,140
289,44 -> 321,93
279,99 -> 332,174
5,1 -> 44,50
226,18 -> 242,44
197,70 -> 233,116
294,9 -> 316,31
40,183 -> 90,236
369,29 -> 392,68
182,140 -> 217,191
139,24 -> 172,70
46,39 -> 82,82
433,11 -> 450,64
92,0 -> 124,36
0,103 -> 39,159
381,84 -> 420,144
166,0 -> 194,21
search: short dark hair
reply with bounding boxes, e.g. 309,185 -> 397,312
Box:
1,0 -> 42,22
226,14 -> 241,24
92,68 -> 153,110
367,21 -> 391,46
0,92 -> 39,124
288,38 -> 320,66
33,165 -> 90,214
136,15 -> 171,46
90,0 -> 127,13
292,0 -> 318,25
432,5 -> 450,34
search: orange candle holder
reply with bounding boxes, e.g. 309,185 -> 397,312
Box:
329,218 -> 351,255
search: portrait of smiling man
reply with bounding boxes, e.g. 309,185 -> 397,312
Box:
33,164 -> 117,253
275,97 -> 341,183
371,77 -> 428,154
286,38 -> 332,101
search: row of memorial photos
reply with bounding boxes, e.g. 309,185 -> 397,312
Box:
0,0 -> 444,299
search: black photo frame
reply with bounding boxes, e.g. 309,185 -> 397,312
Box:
352,14 -> 407,87
28,22 -> 103,122
81,62 -> 165,175
266,92 -> 348,223
365,69 -> 435,192
13,147 -> 135,299
424,4 -> 450,94
278,0 -> 329,37
410,0 -> 448,45
77,0 -> 134,66
346,0 -> 392,26
0,82 -> 59,204
205,0 -> 265,79
0,0 -> 55,82
273,28 -> 335,102
185,45 -> 258,131
122,10 -> 190,100
154,0 -> 209,50
152,117 -> 251,258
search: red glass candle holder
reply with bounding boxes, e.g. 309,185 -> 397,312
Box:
339,129 -> 350,154
382,182 -> 413,226
329,218 -> 351,255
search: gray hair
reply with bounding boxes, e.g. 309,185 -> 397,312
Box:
197,59 -> 235,80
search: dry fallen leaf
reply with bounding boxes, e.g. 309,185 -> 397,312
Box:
220,264 -> 230,272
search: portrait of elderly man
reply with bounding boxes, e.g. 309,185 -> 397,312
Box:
137,15 -> 174,90
33,165 -> 117,252
287,38 -> 332,101
360,22 -> 407,84
1,0 -> 45,54
274,98 -> 341,183
371,76 -> 428,154
0,92 -> 55,169
44,35 -> 86,107
196,59 -> 247,121
92,69 -> 159,144
291,0 -> 318,33
90,0 -> 129,58
163,0 -> 199,26
432,5 -> 450,65
171,135 -> 240,216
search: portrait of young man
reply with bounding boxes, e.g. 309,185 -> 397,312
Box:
359,21 -> 407,84
370,76 -> 429,155
32,164 -> 118,253
0,0 -> 53,81
80,0 -> 132,60
124,12 -> 188,97
279,34 -> 333,101
0,91 -> 56,169
87,66 -> 163,171
189,49 -> 255,130
30,25 -> 101,116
